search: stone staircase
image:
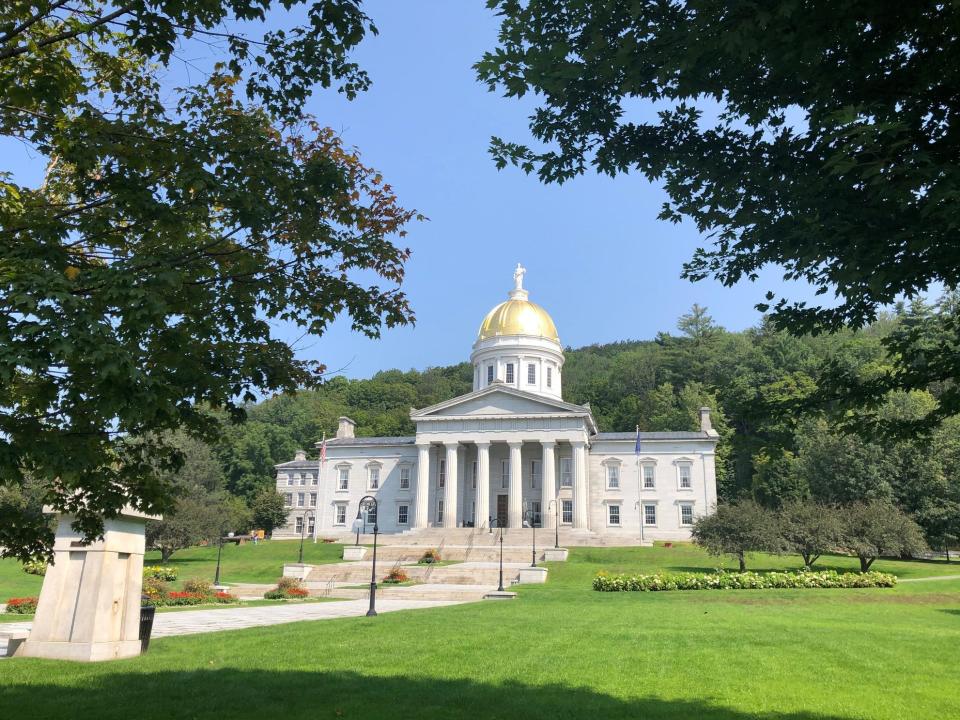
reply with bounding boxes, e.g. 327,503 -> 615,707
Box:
326,527 -> 650,548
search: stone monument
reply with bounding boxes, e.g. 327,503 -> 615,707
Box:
18,505 -> 159,662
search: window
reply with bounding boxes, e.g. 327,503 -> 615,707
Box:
527,363 -> 536,384
284,493 -> 293,507
297,492 -> 305,507
295,516 -> 303,534
642,464 -> 655,489
400,467 -> 410,490
501,459 -> 510,489
680,504 -> 694,526
487,365 -> 494,383
335,504 -> 347,525
437,499 -> 444,524
546,366 -> 552,388
438,459 -> 446,488
366,506 -> 377,527
338,467 -> 349,490
560,457 -> 573,487
310,493 -> 317,507
368,465 -> 380,490
531,460 -> 541,489
643,504 -> 657,526
531,501 -> 541,526
561,499 -> 573,524
299,474 -> 306,486
311,473 -> 318,485
505,363 -> 514,384
606,464 -> 620,489
608,505 -> 621,526
679,464 -> 692,489
285,474 -> 293,486
471,460 -> 478,489
308,516 -> 315,535
398,505 -> 409,525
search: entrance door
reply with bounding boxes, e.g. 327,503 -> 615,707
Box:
496,495 -> 508,528
532,501 -> 542,527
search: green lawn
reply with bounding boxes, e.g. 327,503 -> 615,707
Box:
0,539 -> 344,600
1,544 -> 958,719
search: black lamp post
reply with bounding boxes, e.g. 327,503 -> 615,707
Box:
298,509 -> 315,565
213,532 -> 225,587
497,526 -> 505,592
548,499 -> 559,549
524,509 -> 537,568
356,496 -> 379,617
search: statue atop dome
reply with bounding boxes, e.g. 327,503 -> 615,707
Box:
513,263 -> 526,292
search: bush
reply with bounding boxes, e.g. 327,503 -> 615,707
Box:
264,577 -> 309,599
592,569 -> 898,592
5,597 -> 39,614
142,576 -> 169,604
383,568 -> 409,584
22,559 -> 47,576
182,578 -> 214,597
418,549 -> 441,564
143,566 -> 179,582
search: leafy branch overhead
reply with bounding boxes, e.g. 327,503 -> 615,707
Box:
0,0 -> 422,559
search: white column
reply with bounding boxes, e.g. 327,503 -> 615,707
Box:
508,441 -> 523,528
415,443 -> 430,529
443,441 -> 459,528
458,444 -> 467,525
572,440 -> 588,529
476,441 -> 490,529
541,440 -> 556,528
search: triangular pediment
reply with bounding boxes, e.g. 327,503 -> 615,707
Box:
412,385 -> 590,419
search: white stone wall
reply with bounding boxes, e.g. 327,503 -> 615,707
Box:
586,439 -> 718,541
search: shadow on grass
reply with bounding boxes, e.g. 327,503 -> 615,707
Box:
940,609 -> 960,616
0,668 -> 850,720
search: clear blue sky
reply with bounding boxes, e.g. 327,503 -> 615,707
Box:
5,1 -> 830,380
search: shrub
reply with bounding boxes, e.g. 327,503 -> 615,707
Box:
143,566 -> 179,581
142,576 -> 169,604
592,569 -> 897,592
5,597 -> 39,614
22,559 -> 47,576
384,568 -> 409,584
264,577 -> 309,599
691,500 -> 780,571
183,578 -> 214,597
418,549 -> 441,564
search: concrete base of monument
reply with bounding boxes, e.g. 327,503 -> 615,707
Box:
516,566 -> 548,584
342,546 -> 368,561
483,590 -> 517,600
282,563 -> 314,580
542,548 -> 569,562
18,638 -> 143,662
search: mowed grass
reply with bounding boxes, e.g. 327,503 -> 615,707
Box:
1,543 -> 959,719
0,538 -> 343,600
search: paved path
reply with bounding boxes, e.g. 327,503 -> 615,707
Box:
899,574 -> 960,582
1,597 -> 465,656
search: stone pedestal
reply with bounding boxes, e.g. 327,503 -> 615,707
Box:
19,506 -> 159,662
342,546 -> 368,561
483,590 -> 517,600
543,548 -> 569,562
516,566 -> 548,584
282,564 -> 313,580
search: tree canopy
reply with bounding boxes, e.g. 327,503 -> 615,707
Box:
0,1 -> 421,559
477,0 -> 960,424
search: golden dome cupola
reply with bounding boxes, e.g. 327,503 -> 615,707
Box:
470,264 -> 565,399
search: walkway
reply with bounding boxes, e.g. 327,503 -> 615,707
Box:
0,597 -> 465,656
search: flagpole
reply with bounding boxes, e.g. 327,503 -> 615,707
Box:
636,425 -> 644,545
314,432 -> 326,543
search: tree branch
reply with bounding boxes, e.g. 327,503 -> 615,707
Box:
0,4 -> 135,62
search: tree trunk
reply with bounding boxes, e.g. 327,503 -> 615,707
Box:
859,555 -> 873,572
801,552 -> 811,568
945,545 -> 951,564
738,551 -> 746,572
161,547 -> 173,563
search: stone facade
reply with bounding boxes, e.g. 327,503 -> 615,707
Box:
274,267 -> 719,541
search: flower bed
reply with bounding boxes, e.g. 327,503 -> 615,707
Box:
143,566 -> 179,581
592,569 -> 898,592
5,597 -> 39,614
264,577 -> 310,599
418,549 -> 441,564
162,591 -> 206,606
383,568 -> 409,584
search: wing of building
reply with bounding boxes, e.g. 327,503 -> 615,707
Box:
274,266 -> 719,541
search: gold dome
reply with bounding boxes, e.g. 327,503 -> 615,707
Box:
478,298 -> 560,342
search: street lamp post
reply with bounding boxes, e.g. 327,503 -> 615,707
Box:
355,496 -> 379,617
524,509 -> 537,568
547,499 -> 559,549
497,526 -> 505,592
213,532 -> 224,587
298,509 -> 315,565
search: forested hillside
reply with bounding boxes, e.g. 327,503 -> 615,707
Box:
208,299 -> 960,549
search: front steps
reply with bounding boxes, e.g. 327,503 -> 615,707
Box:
328,527 -> 652,548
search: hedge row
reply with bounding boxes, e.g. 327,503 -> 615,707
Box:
592,569 -> 898,592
